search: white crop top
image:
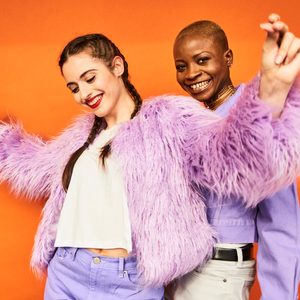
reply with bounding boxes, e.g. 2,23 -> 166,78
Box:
55,124 -> 132,252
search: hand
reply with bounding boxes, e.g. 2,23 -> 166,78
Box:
259,13 -> 300,117
260,13 -> 300,85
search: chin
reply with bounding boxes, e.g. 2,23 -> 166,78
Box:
195,90 -> 215,103
190,94 -> 208,103
94,111 -> 105,118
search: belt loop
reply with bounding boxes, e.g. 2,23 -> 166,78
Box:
236,247 -> 243,267
118,258 -> 125,278
57,247 -> 67,259
70,248 -> 79,261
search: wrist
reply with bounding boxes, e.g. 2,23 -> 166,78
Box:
259,74 -> 290,118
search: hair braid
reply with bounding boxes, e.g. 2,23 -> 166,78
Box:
98,42 -> 142,165
123,77 -> 142,118
62,116 -> 105,191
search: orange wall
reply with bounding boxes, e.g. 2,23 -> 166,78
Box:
0,1 -> 299,299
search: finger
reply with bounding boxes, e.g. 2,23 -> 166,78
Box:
285,53 -> 300,80
272,20 -> 289,34
271,21 -> 290,50
260,23 -> 275,33
276,31 -> 295,64
268,13 -> 280,23
260,23 -> 280,52
284,38 -> 300,64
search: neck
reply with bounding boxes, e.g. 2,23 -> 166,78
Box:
205,84 -> 236,110
105,92 -> 135,129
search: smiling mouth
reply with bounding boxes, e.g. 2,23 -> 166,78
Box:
188,79 -> 211,93
86,94 -> 103,109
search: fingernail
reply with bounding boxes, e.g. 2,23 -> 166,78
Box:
275,55 -> 283,64
260,23 -> 268,30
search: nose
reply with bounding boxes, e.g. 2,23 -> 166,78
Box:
185,64 -> 202,81
79,84 -> 92,103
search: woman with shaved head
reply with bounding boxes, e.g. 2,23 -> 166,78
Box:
172,13 -> 300,300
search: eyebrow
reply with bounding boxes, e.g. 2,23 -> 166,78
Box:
66,69 -> 97,88
190,51 -> 212,61
175,51 -> 211,63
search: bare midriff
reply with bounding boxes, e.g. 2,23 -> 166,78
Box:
87,248 -> 128,257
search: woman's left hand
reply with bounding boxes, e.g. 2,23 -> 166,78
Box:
259,13 -> 300,117
260,13 -> 300,86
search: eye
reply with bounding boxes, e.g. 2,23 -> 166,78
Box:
197,57 -> 209,65
176,64 -> 186,72
71,87 -> 79,94
86,75 -> 96,83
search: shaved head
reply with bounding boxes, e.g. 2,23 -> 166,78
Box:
175,20 -> 229,52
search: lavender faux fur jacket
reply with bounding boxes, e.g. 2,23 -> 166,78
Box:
1,77 -> 300,286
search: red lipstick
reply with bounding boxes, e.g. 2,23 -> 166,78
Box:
86,94 -> 103,110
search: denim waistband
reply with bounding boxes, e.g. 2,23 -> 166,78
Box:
56,247 -> 137,271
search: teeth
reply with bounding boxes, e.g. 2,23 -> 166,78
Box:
190,80 -> 210,91
88,95 -> 101,106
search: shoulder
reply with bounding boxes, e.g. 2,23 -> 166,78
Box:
141,94 -> 198,110
140,94 -> 222,125
139,94 -> 208,120
54,113 -> 95,138
68,113 -> 95,129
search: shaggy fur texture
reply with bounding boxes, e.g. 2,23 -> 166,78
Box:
0,77 -> 300,286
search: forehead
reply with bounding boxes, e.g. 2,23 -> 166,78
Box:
62,52 -> 106,80
173,33 -> 223,58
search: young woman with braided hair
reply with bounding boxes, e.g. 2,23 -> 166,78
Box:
1,17 -> 300,299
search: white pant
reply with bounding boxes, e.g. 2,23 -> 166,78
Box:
173,259 -> 256,300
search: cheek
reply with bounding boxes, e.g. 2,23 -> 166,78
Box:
176,73 -> 184,84
73,94 -> 82,104
211,63 -> 227,77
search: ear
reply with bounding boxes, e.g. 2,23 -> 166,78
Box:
224,49 -> 233,67
111,56 -> 125,77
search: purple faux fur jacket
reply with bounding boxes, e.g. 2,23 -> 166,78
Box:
1,77 -> 300,286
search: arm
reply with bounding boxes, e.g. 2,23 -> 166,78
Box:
182,16 -> 300,207
171,75 -> 300,207
256,184 -> 300,300
0,114 -> 93,199
256,18 -> 300,291
178,78 -> 300,207
0,121 -> 51,199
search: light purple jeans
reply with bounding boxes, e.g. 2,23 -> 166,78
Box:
44,247 -> 164,300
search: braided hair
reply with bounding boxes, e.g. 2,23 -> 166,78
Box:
60,34 -> 142,191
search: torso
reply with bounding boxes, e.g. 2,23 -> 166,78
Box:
87,248 -> 129,257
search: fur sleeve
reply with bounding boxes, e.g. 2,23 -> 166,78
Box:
0,114 -> 94,200
175,77 -> 300,207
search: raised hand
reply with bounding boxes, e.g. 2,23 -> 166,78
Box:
260,13 -> 300,85
259,13 -> 300,117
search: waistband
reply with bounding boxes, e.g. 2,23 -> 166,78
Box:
56,247 -> 137,271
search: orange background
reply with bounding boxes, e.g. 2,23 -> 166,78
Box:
0,1 -> 299,299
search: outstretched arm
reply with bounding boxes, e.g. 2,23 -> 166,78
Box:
0,114 -> 93,200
